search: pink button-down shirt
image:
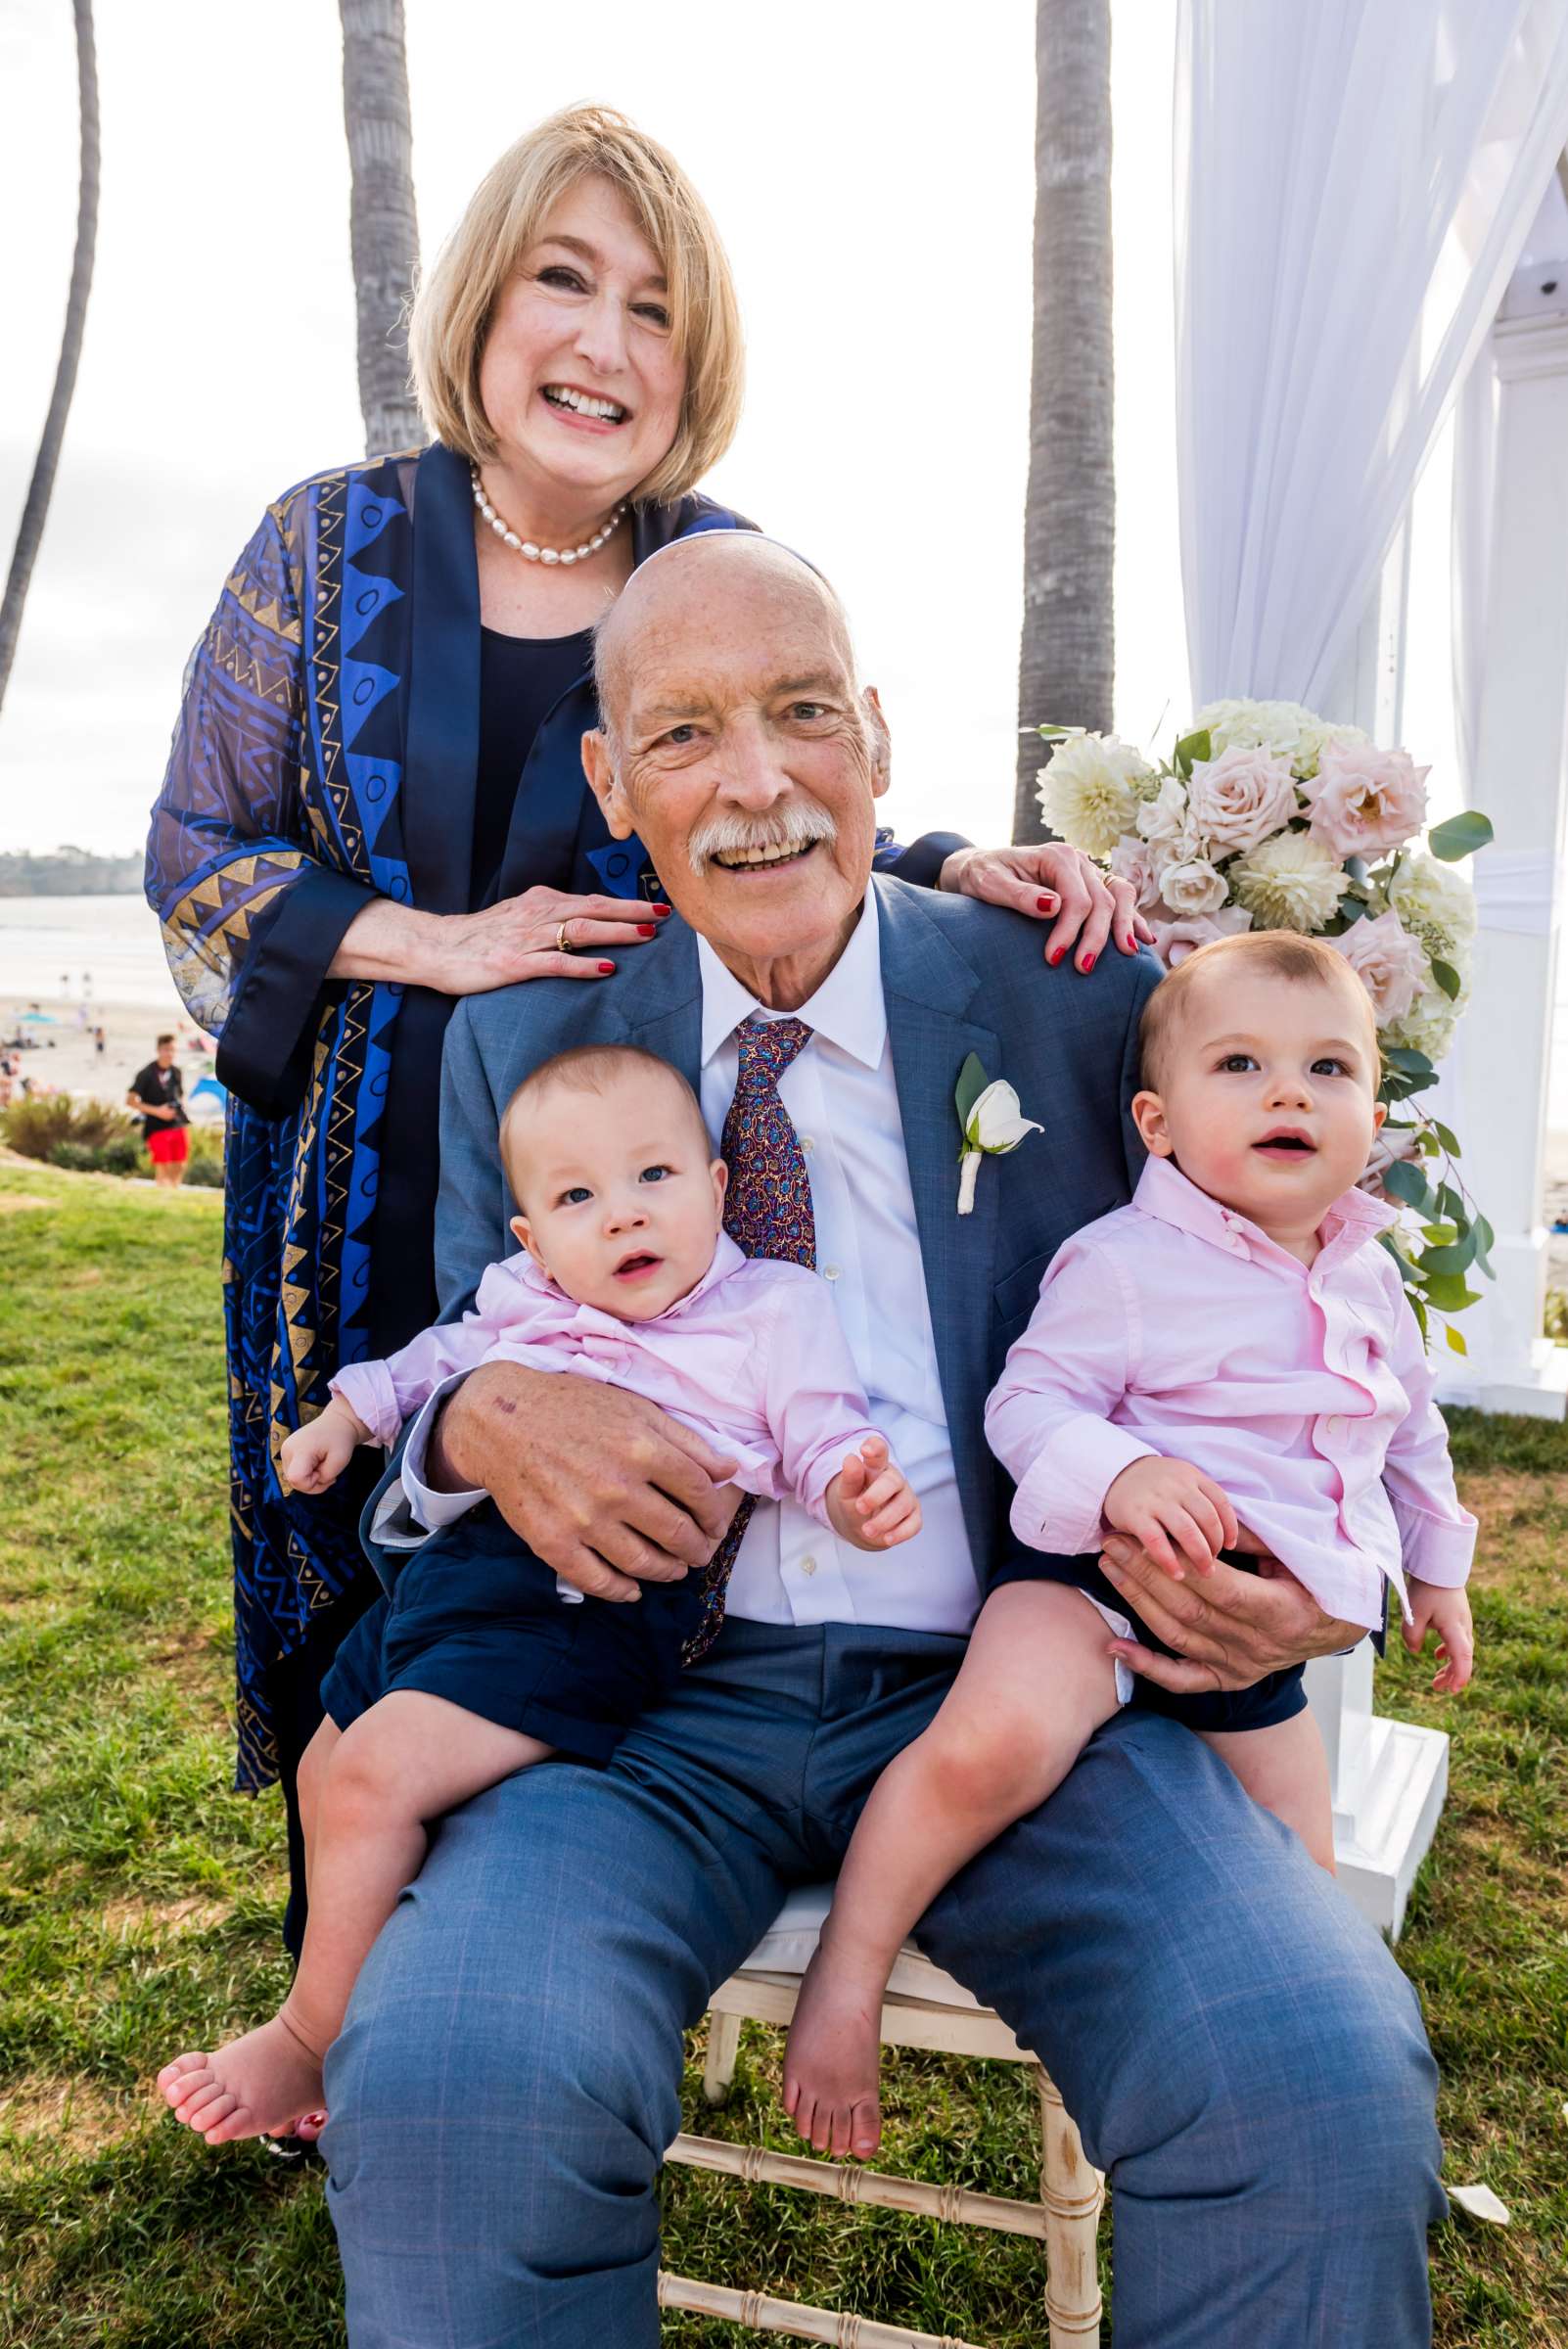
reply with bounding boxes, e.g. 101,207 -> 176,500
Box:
985,1158 -> 1476,1630
332,1231 -> 882,1527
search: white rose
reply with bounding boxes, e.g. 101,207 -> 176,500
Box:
1328,908 -> 1431,1028
1159,856 -> 1229,916
966,1079 -> 1042,1154
1185,744 -> 1299,853
1037,734 -> 1154,857
1136,775 -> 1192,851
1230,831 -> 1347,932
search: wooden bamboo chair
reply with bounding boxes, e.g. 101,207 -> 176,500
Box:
662,1883 -> 1105,2349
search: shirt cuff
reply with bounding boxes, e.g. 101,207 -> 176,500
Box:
328,1359 -> 402,1451
402,1373 -> 487,1533
1392,1496 -> 1477,1589
1008,1419 -> 1158,1554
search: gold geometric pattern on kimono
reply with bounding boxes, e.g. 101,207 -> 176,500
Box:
309,472 -> 368,880
224,562 -> 303,647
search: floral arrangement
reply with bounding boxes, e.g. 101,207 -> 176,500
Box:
1035,698 -> 1495,1346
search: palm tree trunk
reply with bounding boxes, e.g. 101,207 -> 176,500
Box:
1014,0 -> 1115,844
339,0 -> 424,456
0,0 -> 99,718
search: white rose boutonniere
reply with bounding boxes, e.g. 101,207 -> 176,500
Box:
955,1053 -> 1040,1215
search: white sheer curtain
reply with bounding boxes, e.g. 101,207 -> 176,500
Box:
1176,0 -> 1568,711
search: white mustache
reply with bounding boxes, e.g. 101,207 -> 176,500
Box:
686,798 -> 838,875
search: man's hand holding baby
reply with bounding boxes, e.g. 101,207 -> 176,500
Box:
826,1435 -> 922,1550
280,1400 -> 371,1496
1104,1453 -> 1240,1579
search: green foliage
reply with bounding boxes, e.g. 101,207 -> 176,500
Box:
0,1167 -> 1563,2346
1427,810 -> 1496,862
1171,727 -> 1212,778
2,1095 -> 135,1160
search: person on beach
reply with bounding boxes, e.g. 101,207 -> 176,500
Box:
144,105 -> 1144,1993
781,929 -> 1477,2158
158,1040 -> 920,2142
126,1034 -> 189,1188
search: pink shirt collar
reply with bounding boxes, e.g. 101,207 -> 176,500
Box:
505,1227 -> 750,1324
1130,1154 -> 1397,1271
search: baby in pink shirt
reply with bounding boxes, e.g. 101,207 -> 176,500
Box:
159,1043 -> 919,2147
783,930 -> 1476,2162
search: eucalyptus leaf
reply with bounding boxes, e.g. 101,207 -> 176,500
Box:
1381,1158 -> 1432,1211
1436,1184 -> 1468,1232
1432,1121 -> 1461,1157
1385,1047 -> 1435,1076
1336,894 -> 1367,926
1409,1292 -> 1429,1343
1420,1232 -> 1478,1276
1419,1272 -> 1481,1313
1430,958 -> 1461,1001
1427,810 -> 1494,862
1172,728 -> 1211,778
1446,1324 -> 1468,1357
953,1052 -> 988,1128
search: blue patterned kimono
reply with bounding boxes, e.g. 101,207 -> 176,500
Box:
146,442 -> 962,1790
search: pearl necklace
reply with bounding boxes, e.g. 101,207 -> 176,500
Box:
470,466 -> 627,567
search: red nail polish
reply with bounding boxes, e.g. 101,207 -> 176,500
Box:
1037,895 -> 1057,911
1083,952 -> 1095,972
637,924 -> 657,937
598,960 -> 616,974
651,901 -> 671,916
1049,947 -> 1065,966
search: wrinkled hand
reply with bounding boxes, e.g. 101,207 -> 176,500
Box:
432,887 -> 670,994
1103,1454 -> 1240,1579
1097,1530 -> 1362,1693
938,843 -> 1152,971
430,1362 -> 741,1600
825,1434 -> 923,1550
1403,1578 -> 1475,1694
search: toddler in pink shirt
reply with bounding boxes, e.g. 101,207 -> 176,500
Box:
159,1043 -> 919,2147
783,930 -> 1476,2162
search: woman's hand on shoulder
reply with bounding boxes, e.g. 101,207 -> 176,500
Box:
938,844 -> 1151,973
427,888 -> 672,995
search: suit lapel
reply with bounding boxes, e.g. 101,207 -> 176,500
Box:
875,880 -> 1000,1577
622,917 -> 704,1089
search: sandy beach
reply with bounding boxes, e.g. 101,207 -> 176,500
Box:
0,994 -> 225,1120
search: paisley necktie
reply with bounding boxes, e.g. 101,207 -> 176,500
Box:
681,1016 -> 816,1661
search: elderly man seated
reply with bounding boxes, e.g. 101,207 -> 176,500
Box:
322,534 -> 1443,2348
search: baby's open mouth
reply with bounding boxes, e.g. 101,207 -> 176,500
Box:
613,1251 -> 663,1281
1252,1130 -> 1316,1157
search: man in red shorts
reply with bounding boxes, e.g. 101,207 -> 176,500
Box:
127,1034 -> 189,1188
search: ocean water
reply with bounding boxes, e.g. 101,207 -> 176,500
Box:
6,895 -> 1568,1127
0,895 -> 185,1018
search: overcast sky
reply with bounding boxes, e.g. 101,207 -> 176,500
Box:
0,0 -> 1199,860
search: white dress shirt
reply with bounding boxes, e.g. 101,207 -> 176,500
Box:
394,891 -> 980,1636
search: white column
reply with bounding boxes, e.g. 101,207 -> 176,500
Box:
1310,469 -> 1448,1942
1441,295 -> 1568,1416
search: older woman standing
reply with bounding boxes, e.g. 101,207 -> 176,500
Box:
146,106 -> 1138,1944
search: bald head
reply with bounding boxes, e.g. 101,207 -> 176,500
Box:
592,533 -> 856,743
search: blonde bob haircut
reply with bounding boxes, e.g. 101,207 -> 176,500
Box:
409,104 -> 744,507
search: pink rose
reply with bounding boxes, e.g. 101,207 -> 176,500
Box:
1329,908 -> 1429,1027
1302,743 -> 1429,859
1186,744 -> 1298,853
1109,835 -> 1162,911
1149,905 -> 1253,968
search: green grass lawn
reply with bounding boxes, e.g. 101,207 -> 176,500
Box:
1,1158 -> 1563,2345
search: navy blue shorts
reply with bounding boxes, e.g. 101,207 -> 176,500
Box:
989,1546 -> 1320,1734
319,1503 -> 707,1764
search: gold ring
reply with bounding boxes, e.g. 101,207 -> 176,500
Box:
556,921 -> 575,955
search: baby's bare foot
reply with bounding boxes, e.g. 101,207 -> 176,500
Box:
782,1947 -> 885,2160
156,2013 -> 325,2146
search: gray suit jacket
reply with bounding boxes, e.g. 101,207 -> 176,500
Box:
432,875 -> 1161,1589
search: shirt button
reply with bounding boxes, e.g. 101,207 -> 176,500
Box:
822,1265 -> 841,1282
799,1555 -> 818,1576
802,1135 -> 816,1154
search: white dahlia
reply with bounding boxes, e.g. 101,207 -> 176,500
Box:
1037,733 -> 1153,857
1385,851 -> 1478,961
1230,831 -> 1347,933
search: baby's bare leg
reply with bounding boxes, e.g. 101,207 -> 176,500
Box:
784,1584 -> 1118,2160
1201,1709 -> 1335,1873
158,1693 -> 550,2144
